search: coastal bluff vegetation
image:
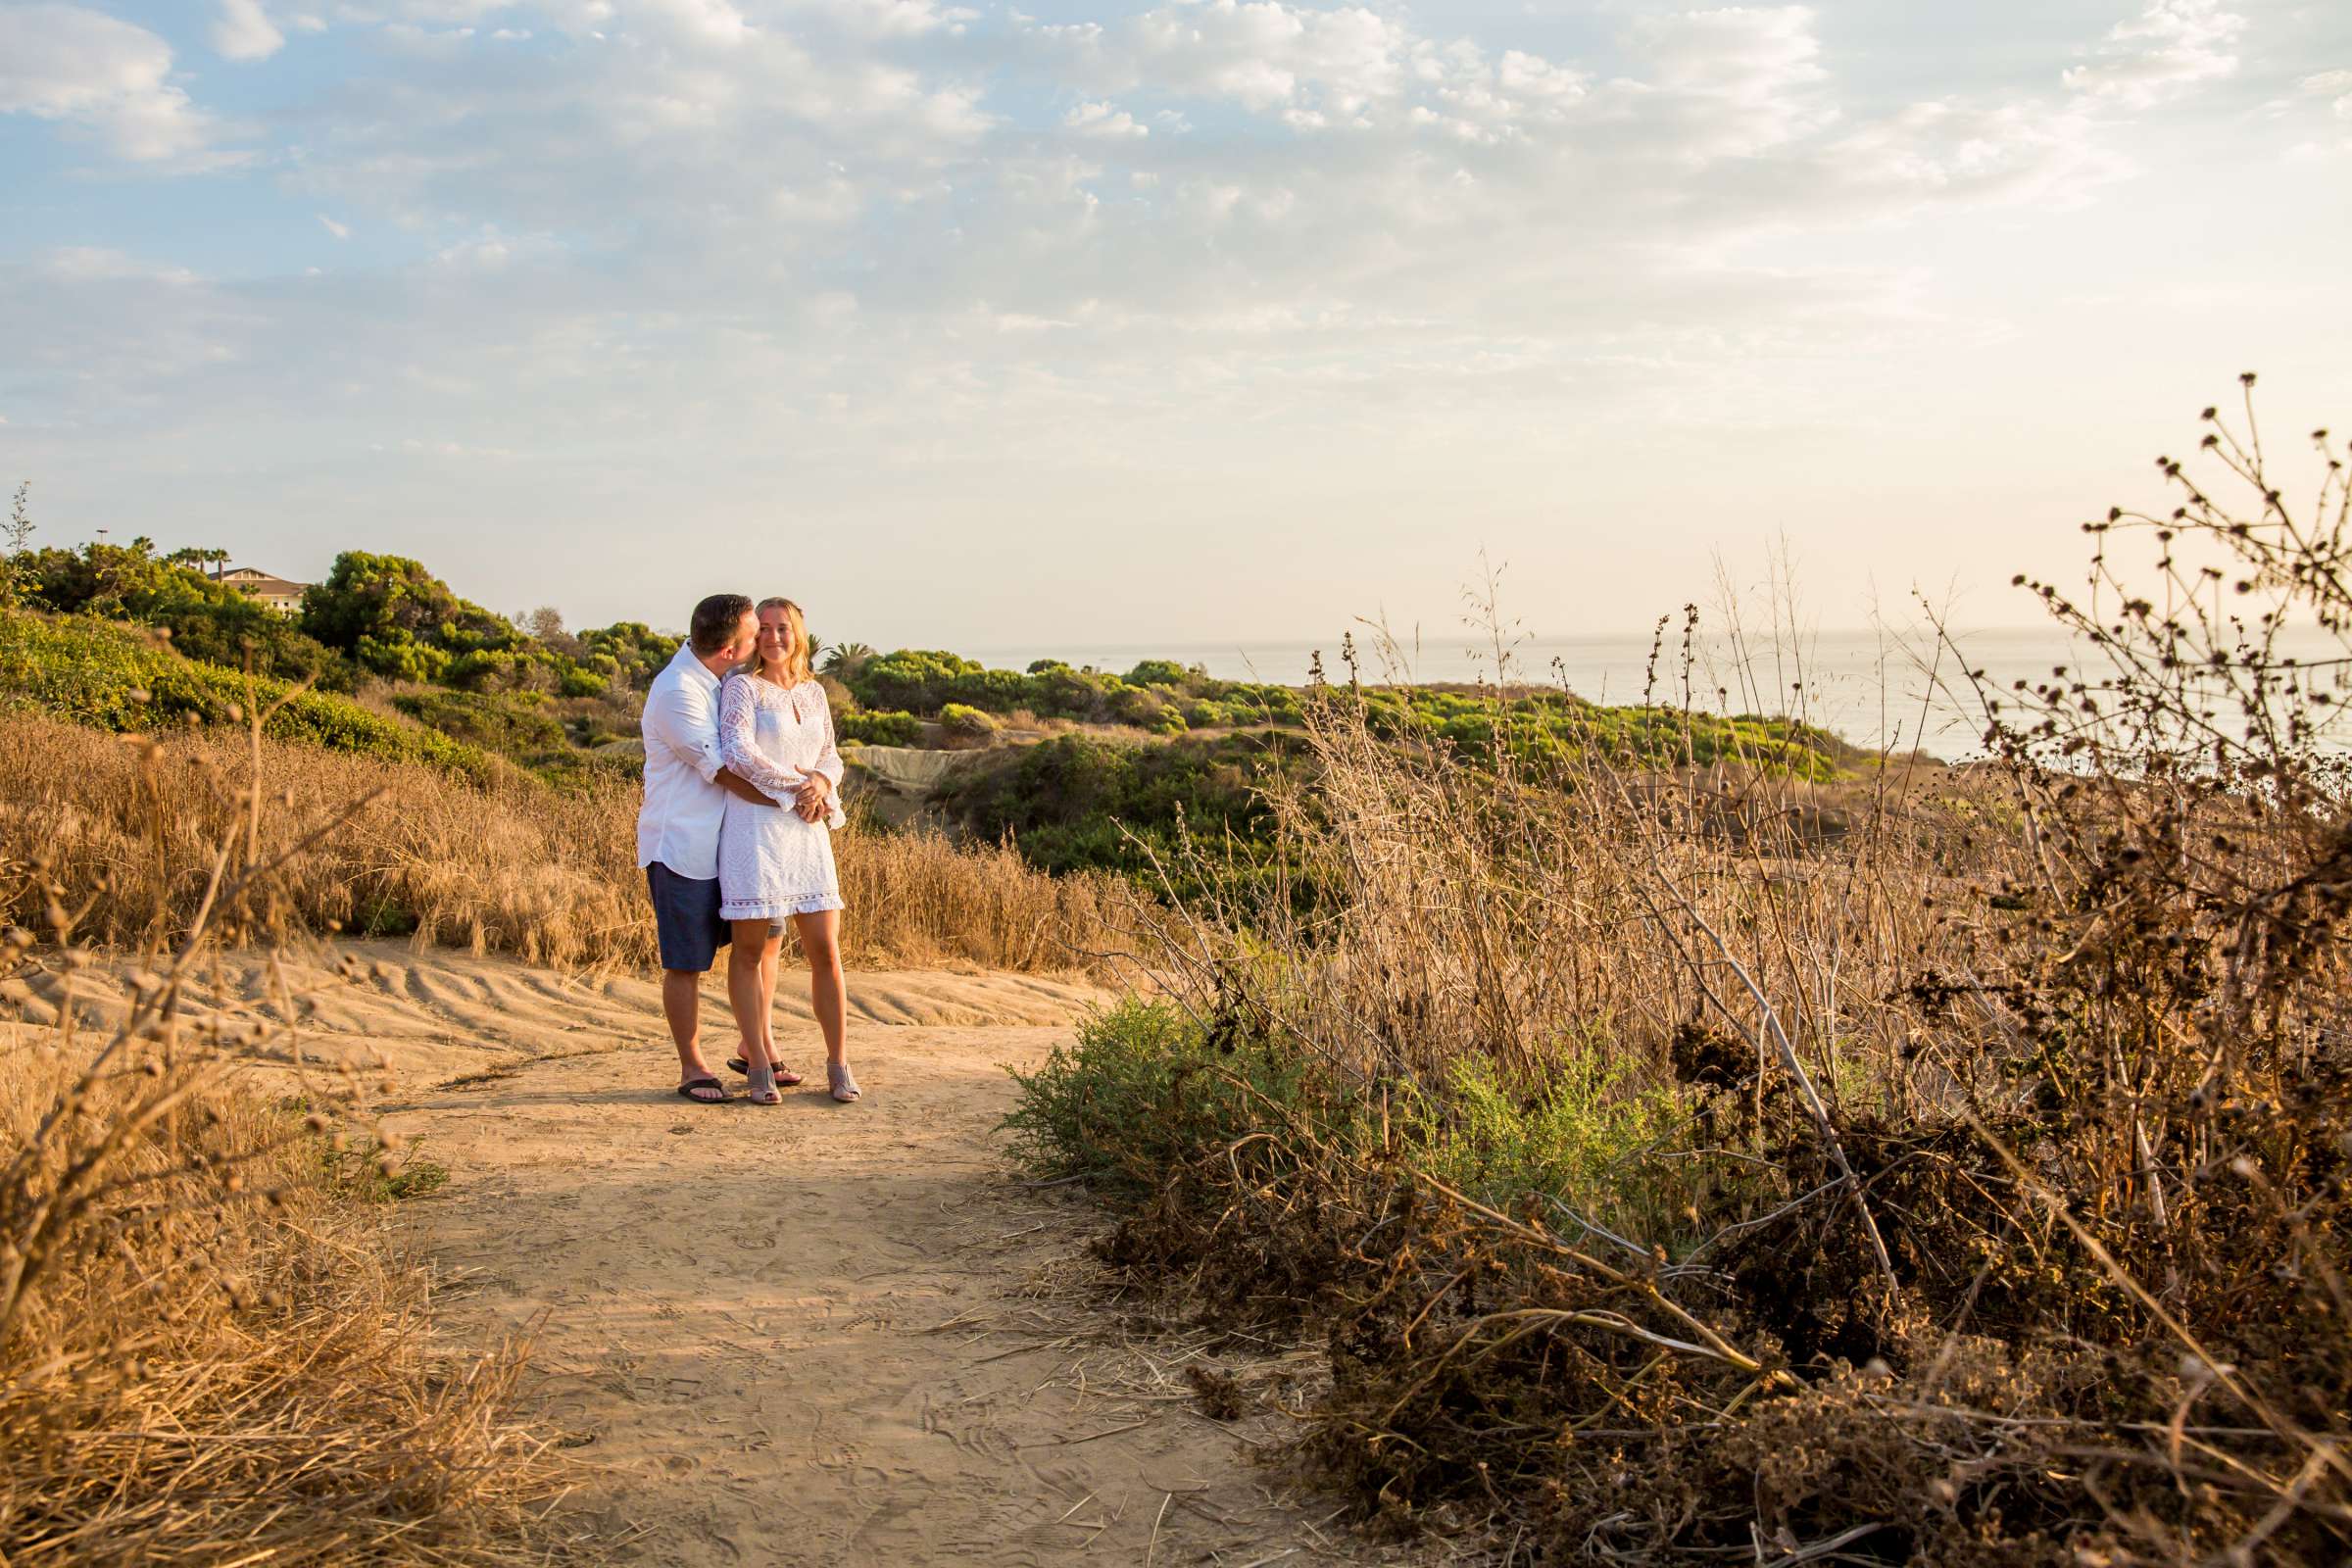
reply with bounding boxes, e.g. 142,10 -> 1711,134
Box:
3,388 -> 2349,1565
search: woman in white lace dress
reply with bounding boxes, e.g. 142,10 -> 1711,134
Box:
716,597 -> 858,1105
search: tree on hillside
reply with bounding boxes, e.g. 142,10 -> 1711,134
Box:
821,641 -> 876,679
577,621 -> 680,692
521,605 -> 583,657
300,551 -> 524,682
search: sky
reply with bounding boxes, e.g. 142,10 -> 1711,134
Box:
1,0 -> 2347,650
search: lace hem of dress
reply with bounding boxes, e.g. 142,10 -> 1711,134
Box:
719,893 -> 847,921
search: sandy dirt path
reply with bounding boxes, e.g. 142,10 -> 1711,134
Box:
10,943 -> 1390,1567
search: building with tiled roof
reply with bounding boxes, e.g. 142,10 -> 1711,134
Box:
219,566 -> 309,615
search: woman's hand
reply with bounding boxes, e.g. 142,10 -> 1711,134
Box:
794,775 -> 831,823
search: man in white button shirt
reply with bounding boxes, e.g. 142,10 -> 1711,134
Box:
639,593 -> 778,1103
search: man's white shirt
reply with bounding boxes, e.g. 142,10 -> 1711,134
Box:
637,643 -> 729,879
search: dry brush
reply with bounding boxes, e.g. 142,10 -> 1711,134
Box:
1041,391 -> 2352,1565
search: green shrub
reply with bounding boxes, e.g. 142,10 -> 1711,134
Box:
847,648 -> 984,713
1391,1052 -> 1702,1249
1027,664 -> 1107,719
1123,659 -> 1195,689
943,667 -> 1033,712
938,703 -> 999,739
444,648 -> 527,691
0,611 -> 503,786
1107,685 -> 1167,728
354,631 -> 451,684
300,551 -> 526,678
935,731 -> 1292,901
576,621 -> 679,691
837,709 -> 923,747
389,688 -> 568,755
158,600 -> 357,692
1007,1005 -> 1707,1253
1002,1000 -> 1328,1200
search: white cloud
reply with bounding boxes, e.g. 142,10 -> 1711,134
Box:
1064,99 -> 1147,138
213,0 -> 285,62
2064,0 -> 2244,110
1495,50 -> 1585,107
433,228 -> 563,269
643,0 -> 749,47
1824,98 -> 2124,210
40,246 -> 200,284
0,3 -> 218,161
1045,1 -> 1409,113
1621,6 -> 1834,155
6,0 -> 2339,651
2305,69 -> 2352,121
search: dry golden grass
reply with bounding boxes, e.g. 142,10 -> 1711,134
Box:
1,734 -> 576,1563
0,1043 -> 569,1565
0,711 -> 1127,976
0,683 -> 1138,1562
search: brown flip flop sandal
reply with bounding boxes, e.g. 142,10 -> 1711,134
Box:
676,1076 -> 731,1104
726,1056 -> 805,1087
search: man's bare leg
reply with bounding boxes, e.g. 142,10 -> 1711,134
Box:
663,968 -> 724,1101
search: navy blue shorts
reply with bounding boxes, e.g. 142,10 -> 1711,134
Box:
646,862 -> 732,972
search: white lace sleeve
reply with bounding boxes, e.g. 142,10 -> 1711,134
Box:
809,683 -> 844,790
718,677 -> 807,800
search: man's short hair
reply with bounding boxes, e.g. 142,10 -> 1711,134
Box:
688,593 -> 754,657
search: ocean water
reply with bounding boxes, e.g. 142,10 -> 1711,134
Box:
962,625 -> 2352,758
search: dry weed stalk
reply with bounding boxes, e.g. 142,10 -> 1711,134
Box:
2,695 -> 574,1564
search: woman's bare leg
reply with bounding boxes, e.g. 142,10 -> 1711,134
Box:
759,929 -> 784,1069
793,908 -> 849,1070
726,919 -> 781,1098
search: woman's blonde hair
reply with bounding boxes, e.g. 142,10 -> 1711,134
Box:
752,597 -> 813,686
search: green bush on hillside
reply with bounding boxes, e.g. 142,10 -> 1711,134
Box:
300,551 -> 528,681
1107,685 -> 1185,734
0,611 -> 502,785
938,703 -> 999,740
937,731 -> 1291,900
1005,1004 -> 1704,1251
837,710 -> 924,747
389,688 -> 568,755
17,541 -> 355,691
300,551 -> 678,710
1123,658 -> 1200,690
849,649 -> 985,713
577,621 -> 680,692
1002,1000 -> 1327,1200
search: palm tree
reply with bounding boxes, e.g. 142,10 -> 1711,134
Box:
821,641 -> 876,679
167,545 -> 231,582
